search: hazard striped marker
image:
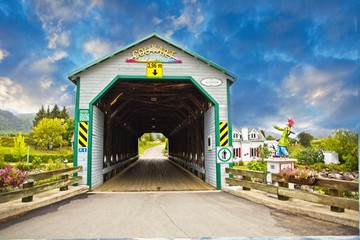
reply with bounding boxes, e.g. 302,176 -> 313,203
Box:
78,122 -> 88,147
220,121 -> 229,147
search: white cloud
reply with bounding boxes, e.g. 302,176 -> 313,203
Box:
60,84 -> 68,92
48,30 -> 70,49
33,0 -> 102,49
0,48 -> 10,62
83,39 -> 115,59
30,50 -> 68,73
40,79 -> 53,90
152,17 -> 162,25
280,63 -> 358,131
166,1 -> 205,38
283,64 -> 349,108
0,77 -> 38,113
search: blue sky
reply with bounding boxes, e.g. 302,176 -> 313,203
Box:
0,0 -> 358,137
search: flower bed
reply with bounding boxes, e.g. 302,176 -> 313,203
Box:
280,168 -> 317,185
0,167 -> 28,192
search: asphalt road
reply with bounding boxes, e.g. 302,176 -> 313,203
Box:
0,191 -> 358,238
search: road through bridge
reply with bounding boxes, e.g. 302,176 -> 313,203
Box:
0,191 -> 357,238
0,146 -> 358,238
95,145 -> 214,192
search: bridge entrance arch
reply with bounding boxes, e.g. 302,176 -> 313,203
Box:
68,33 -> 237,190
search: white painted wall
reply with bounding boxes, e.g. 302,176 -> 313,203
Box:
323,151 -> 340,164
204,106 -> 217,187
91,106 -> 104,189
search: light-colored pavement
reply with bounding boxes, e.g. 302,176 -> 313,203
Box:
0,146 -> 358,238
141,144 -> 166,159
0,191 -> 358,238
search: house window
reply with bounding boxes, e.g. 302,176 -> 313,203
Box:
250,133 -> 257,139
250,148 -> 257,157
233,133 -> 239,139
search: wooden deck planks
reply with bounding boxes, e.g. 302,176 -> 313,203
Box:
94,158 -> 215,192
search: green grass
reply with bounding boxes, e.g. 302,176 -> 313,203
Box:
0,145 -> 73,158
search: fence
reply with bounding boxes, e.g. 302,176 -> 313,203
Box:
225,168 -> 359,212
0,166 -> 83,203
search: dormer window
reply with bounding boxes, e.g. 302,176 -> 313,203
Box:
233,133 -> 239,139
250,133 -> 257,139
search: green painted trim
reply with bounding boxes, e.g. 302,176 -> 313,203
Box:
215,103 -> 221,190
227,79 -> 233,147
73,77 -> 80,167
86,75 -> 222,190
227,79 -> 234,180
67,33 -> 237,81
87,106 -> 93,190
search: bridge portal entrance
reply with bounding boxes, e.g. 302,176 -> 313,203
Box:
68,33 -> 237,190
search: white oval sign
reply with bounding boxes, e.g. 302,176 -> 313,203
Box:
201,78 -> 223,87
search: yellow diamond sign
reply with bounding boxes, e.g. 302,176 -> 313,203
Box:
146,62 -> 163,77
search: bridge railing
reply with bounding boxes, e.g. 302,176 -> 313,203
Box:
225,168 -> 359,212
0,166 -> 83,203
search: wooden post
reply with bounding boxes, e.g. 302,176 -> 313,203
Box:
22,181 -> 34,202
330,189 -> 345,212
59,175 -> 69,191
277,181 -> 290,201
242,176 -> 251,191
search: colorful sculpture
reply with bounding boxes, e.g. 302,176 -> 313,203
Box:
274,119 -> 295,157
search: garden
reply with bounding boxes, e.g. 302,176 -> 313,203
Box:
233,129 -> 358,199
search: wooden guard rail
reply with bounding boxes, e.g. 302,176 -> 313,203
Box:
0,166 -> 83,203
225,168 -> 359,212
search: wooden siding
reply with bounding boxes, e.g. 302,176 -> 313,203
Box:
91,106 -> 105,189
204,107 -> 216,187
76,37 -> 230,119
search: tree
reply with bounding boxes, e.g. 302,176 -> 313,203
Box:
60,106 -> 70,119
63,118 -> 74,145
319,129 -> 358,171
33,105 -> 47,127
32,118 -> 67,149
46,105 -> 51,118
50,104 -> 61,119
13,132 -> 27,161
258,144 -> 271,160
297,132 -> 314,147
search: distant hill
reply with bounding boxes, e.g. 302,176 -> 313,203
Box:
0,106 -> 75,134
0,109 -> 34,133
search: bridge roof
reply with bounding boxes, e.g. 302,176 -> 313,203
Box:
67,33 -> 237,82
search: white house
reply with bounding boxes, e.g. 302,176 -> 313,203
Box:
232,128 -> 277,162
323,150 -> 340,164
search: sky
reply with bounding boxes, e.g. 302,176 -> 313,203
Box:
0,0 -> 359,138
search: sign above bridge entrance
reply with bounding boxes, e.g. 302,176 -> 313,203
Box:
146,62 -> 163,77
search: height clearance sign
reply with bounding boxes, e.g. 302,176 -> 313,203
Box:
146,62 -> 163,77
217,146 -> 233,163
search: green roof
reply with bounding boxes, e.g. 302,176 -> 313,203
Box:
68,33 -> 237,82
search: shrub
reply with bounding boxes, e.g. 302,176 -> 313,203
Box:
46,159 -> 65,171
0,136 -> 14,147
297,148 -> 324,165
247,160 -> 266,172
15,162 -> 34,171
0,161 -> 9,169
0,166 -> 27,192
31,157 -> 43,169
3,154 -> 73,163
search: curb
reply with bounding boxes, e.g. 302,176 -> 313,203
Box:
0,185 -> 89,222
222,186 -> 359,229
